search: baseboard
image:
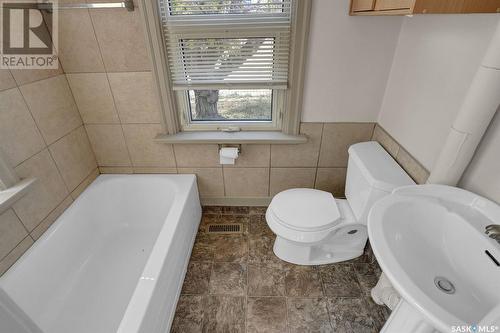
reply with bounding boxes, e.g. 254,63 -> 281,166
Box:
201,196 -> 272,206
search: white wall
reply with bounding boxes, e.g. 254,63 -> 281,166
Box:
301,0 -> 403,122
378,15 -> 499,170
460,109 -> 500,204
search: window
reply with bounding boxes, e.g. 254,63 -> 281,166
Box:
188,89 -> 273,122
142,0 -> 311,137
176,88 -> 284,130
161,0 -> 292,131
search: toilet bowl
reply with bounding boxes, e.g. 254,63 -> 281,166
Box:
266,141 -> 415,265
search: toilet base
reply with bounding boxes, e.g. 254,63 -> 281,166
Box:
272,225 -> 368,265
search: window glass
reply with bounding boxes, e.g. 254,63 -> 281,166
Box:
188,89 -> 272,121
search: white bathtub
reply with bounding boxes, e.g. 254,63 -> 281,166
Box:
0,174 -> 202,333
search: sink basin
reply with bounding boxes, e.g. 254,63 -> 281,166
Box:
368,184 -> 500,333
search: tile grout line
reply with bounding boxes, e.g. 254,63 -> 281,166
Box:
268,143 -> 272,197
104,72 -> 134,168
313,123 -> 325,189
221,165 -> 227,197
285,295 -> 290,333
16,76 -> 86,198
86,6 -> 108,74
170,143 -> 179,172
10,71 -> 63,88
47,125 -> 97,195
86,6 -> 135,170
14,84 -> 76,230
244,221 -> 250,333
10,202 -> 31,236
26,194 -> 73,240
61,71 -> 101,179
69,167 -> 99,197
0,234 -> 30,264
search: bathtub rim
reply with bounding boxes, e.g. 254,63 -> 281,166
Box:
116,174 -> 200,333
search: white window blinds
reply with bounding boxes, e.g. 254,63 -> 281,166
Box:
158,0 -> 293,90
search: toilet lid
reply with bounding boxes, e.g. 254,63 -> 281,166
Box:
269,188 -> 341,231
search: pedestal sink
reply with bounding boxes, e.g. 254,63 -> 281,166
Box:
368,185 -> 500,333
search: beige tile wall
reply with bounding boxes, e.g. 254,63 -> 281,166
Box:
93,122 -> 376,199
372,124 -> 430,184
0,53 -> 98,274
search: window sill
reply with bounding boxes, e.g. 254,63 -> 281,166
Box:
0,178 -> 36,215
154,131 -> 308,144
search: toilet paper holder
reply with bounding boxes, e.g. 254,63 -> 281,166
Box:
218,144 -> 241,165
218,144 -> 241,154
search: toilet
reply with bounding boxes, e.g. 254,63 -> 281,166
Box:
266,141 -> 415,265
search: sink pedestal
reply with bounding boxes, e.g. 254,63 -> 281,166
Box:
382,300 -> 441,333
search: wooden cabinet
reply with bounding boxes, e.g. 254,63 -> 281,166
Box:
374,0 -> 414,11
351,0 -> 376,12
350,0 -> 500,15
460,0 -> 500,13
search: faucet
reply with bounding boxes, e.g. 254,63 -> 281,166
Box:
486,225 -> 500,243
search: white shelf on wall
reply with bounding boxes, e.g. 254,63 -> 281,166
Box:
155,131 -> 308,145
0,178 -> 36,215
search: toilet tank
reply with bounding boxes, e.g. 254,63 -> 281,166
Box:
345,141 -> 415,224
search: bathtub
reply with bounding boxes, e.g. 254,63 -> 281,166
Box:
0,174 -> 202,333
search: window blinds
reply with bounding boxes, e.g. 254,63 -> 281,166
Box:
159,0 -> 293,90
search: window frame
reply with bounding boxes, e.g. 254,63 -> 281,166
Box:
139,0 -> 312,139
176,89 -> 284,131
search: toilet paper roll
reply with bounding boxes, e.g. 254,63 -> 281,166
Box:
219,147 -> 239,165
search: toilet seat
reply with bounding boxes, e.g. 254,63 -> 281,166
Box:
267,188 -> 346,243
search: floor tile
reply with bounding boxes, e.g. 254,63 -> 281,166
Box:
205,206 -> 250,215
181,261 -> 212,295
249,207 -> 267,215
327,297 -> 387,333
247,264 -> 286,296
247,297 -> 287,333
220,206 -> 250,215
372,259 -> 383,276
171,295 -> 204,333
173,207 -> 392,332
202,206 -> 222,214
221,213 -> 251,223
249,214 -> 274,237
209,262 -> 247,296
214,235 -> 248,263
202,295 -> 246,333
353,263 -> 380,296
319,264 -> 362,297
248,234 -> 283,268
285,266 -> 323,297
200,213 -> 220,226
365,296 -> 391,327
287,297 -> 333,333
191,233 -> 216,262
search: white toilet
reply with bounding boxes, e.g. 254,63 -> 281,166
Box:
266,141 -> 415,265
